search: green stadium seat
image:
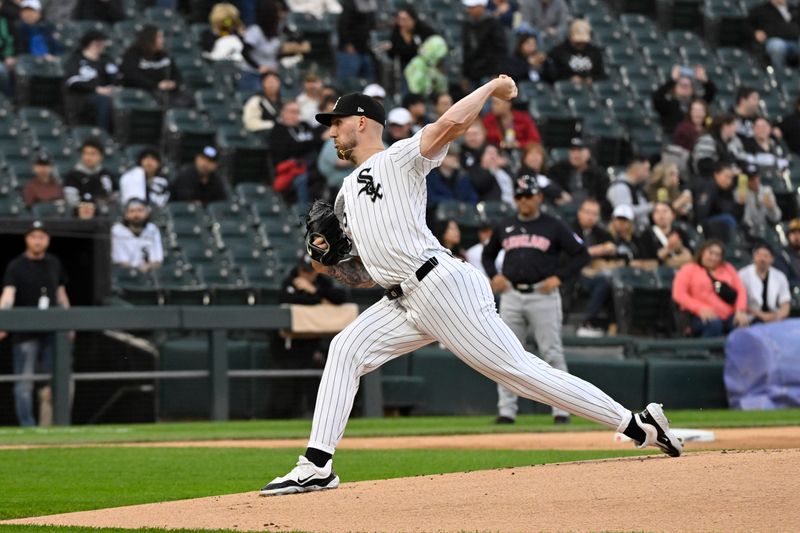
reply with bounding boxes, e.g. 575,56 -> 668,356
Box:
158,266 -> 208,305
163,109 -> 215,165
0,193 -> 25,216
112,89 -> 163,145
70,126 -> 114,151
662,0 -> 704,31
476,200 -> 514,224
612,267 -> 674,335
207,200 -> 251,223
198,264 -> 254,305
702,0 -> 749,48
435,200 -> 481,228
14,55 -> 65,111
240,263 -> 284,304
216,126 -> 270,185
113,267 -> 162,305
31,201 -> 71,219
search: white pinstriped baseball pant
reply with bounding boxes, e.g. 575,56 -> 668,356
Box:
307,252 -> 632,454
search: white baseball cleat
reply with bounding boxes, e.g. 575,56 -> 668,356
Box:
632,403 -> 684,457
259,456 -> 340,496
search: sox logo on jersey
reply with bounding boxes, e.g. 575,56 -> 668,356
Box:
357,168 -> 383,202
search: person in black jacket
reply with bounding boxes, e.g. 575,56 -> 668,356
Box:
749,0 -> 799,68
62,137 -> 116,206
548,137 -> 610,206
120,25 -> 191,108
546,19 -> 605,83
268,257 -> 347,418
482,175 -> 590,424
387,5 -> 435,69
652,65 -> 716,137
271,100 -> 324,205
74,0 -> 125,23
462,0 -> 507,89
695,162 -> 747,238
779,97 -> 800,155
170,146 -> 228,205
504,31 -> 547,83
336,0 -> 376,82
63,30 -> 119,131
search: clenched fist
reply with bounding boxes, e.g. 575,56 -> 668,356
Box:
491,75 -> 518,101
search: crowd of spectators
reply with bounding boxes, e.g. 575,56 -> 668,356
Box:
0,0 -> 796,346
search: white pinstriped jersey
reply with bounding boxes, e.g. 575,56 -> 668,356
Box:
334,127 -> 449,288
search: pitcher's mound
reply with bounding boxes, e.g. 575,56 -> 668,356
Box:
9,449 -> 800,533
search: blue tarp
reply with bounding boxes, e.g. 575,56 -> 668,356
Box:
724,319 -> 800,409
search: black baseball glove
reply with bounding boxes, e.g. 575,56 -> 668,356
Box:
305,200 -> 352,266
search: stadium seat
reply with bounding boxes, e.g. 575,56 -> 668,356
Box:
70,126 -> 114,151
240,263 -> 283,304
216,126 -> 270,185
702,0 -> 749,47
31,201 -> 71,219
477,200 -> 514,224
163,109 -> 215,164
612,267 -> 674,335
661,0 -> 704,31
0,193 -> 25,216
157,266 -> 208,305
14,55 -> 64,112
113,267 -> 162,306
112,89 -> 163,145
198,264 -> 254,305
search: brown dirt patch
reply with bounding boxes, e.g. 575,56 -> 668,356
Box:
3,426 -> 800,451
8,449 -> 800,533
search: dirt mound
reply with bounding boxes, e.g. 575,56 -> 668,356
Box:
8,449 -> 800,533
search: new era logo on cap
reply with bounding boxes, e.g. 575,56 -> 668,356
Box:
316,93 -> 386,127
357,107 -> 364,112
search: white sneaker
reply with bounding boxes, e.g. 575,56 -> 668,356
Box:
576,326 -> 604,337
632,403 -> 684,457
259,456 -> 340,496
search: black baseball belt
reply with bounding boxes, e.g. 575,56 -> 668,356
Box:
513,282 -> 541,293
384,256 -> 439,300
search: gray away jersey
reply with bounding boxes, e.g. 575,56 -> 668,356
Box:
334,127 -> 449,288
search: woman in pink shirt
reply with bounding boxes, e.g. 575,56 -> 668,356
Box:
672,239 -> 749,337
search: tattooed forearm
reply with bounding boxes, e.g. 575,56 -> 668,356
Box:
327,257 -> 375,288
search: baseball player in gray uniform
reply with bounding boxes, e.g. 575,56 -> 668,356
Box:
260,76 -> 683,497
483,175 -> 588,425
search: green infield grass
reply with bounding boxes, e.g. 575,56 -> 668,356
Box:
0,447 -> 650,520
0,408 -> 797,446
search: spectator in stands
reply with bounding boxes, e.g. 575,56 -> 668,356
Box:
692,114 -> 748,179
466,222 -> 504,276
242,71 -> 281,133
636,202 -> 693,268
777,217 -> 800,287
433,92 -> 453,120
462,0 -> 507,89
673,239 -> 749,337
202,3 -> 264,92
546,19 -> 605,84
695,162 -> 746,236
336,0 -> 376,82
518,143 -> 571,206
548,137 -> 609,204
111,198 -> 163,272
733,86 -> 761,139
14,0 -> 60,60
482,96 -> 541,152
742,116 -> 791,175
739,242 -> 791,324
608,204 -> 649,268
404,35 -> 449,98
749,0 -> 799,69
426,142 -> 478,207
673,99 -> 711,151
76,193 -> 97,220
504,30 -> 547,84
437,219 -> 467,260
469,143 -> 515,204
653,65 -> 715,138
780,97 -> 800,155
488,0 -> 517,28
645,162 -> 692,220
387,5 -> 434,69
270,100 -> 323,204
74,0 -> 126,22
742,164 -> 782,237
0,220 -> 71,427
402,93 -> 430,133
519,0 -> 571,41
120,25 -> 190,108
119,147 -> 169,207
606,155 -> 652,230
384,107 -> 414,146
63,137 -> 115,206
245,0 -> 310,74
572,197 -> 616,336
170,145 -> 227,205
0,4 -> 14,97
270,256 -> 346,418
23,154 -> 62,207
460,120 -> 487,170
297,72 -> 323,126
64,30 -> 119,131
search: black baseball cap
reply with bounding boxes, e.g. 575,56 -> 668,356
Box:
569,137 -> 586,149
514,174 -> 541,197
34,153 -> 52,165
26,219 -> 48,235
316,93 -> 386,127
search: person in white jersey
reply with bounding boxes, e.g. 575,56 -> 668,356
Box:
260,76 -> 683,497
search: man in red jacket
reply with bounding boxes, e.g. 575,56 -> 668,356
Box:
482,96 -> 541,151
